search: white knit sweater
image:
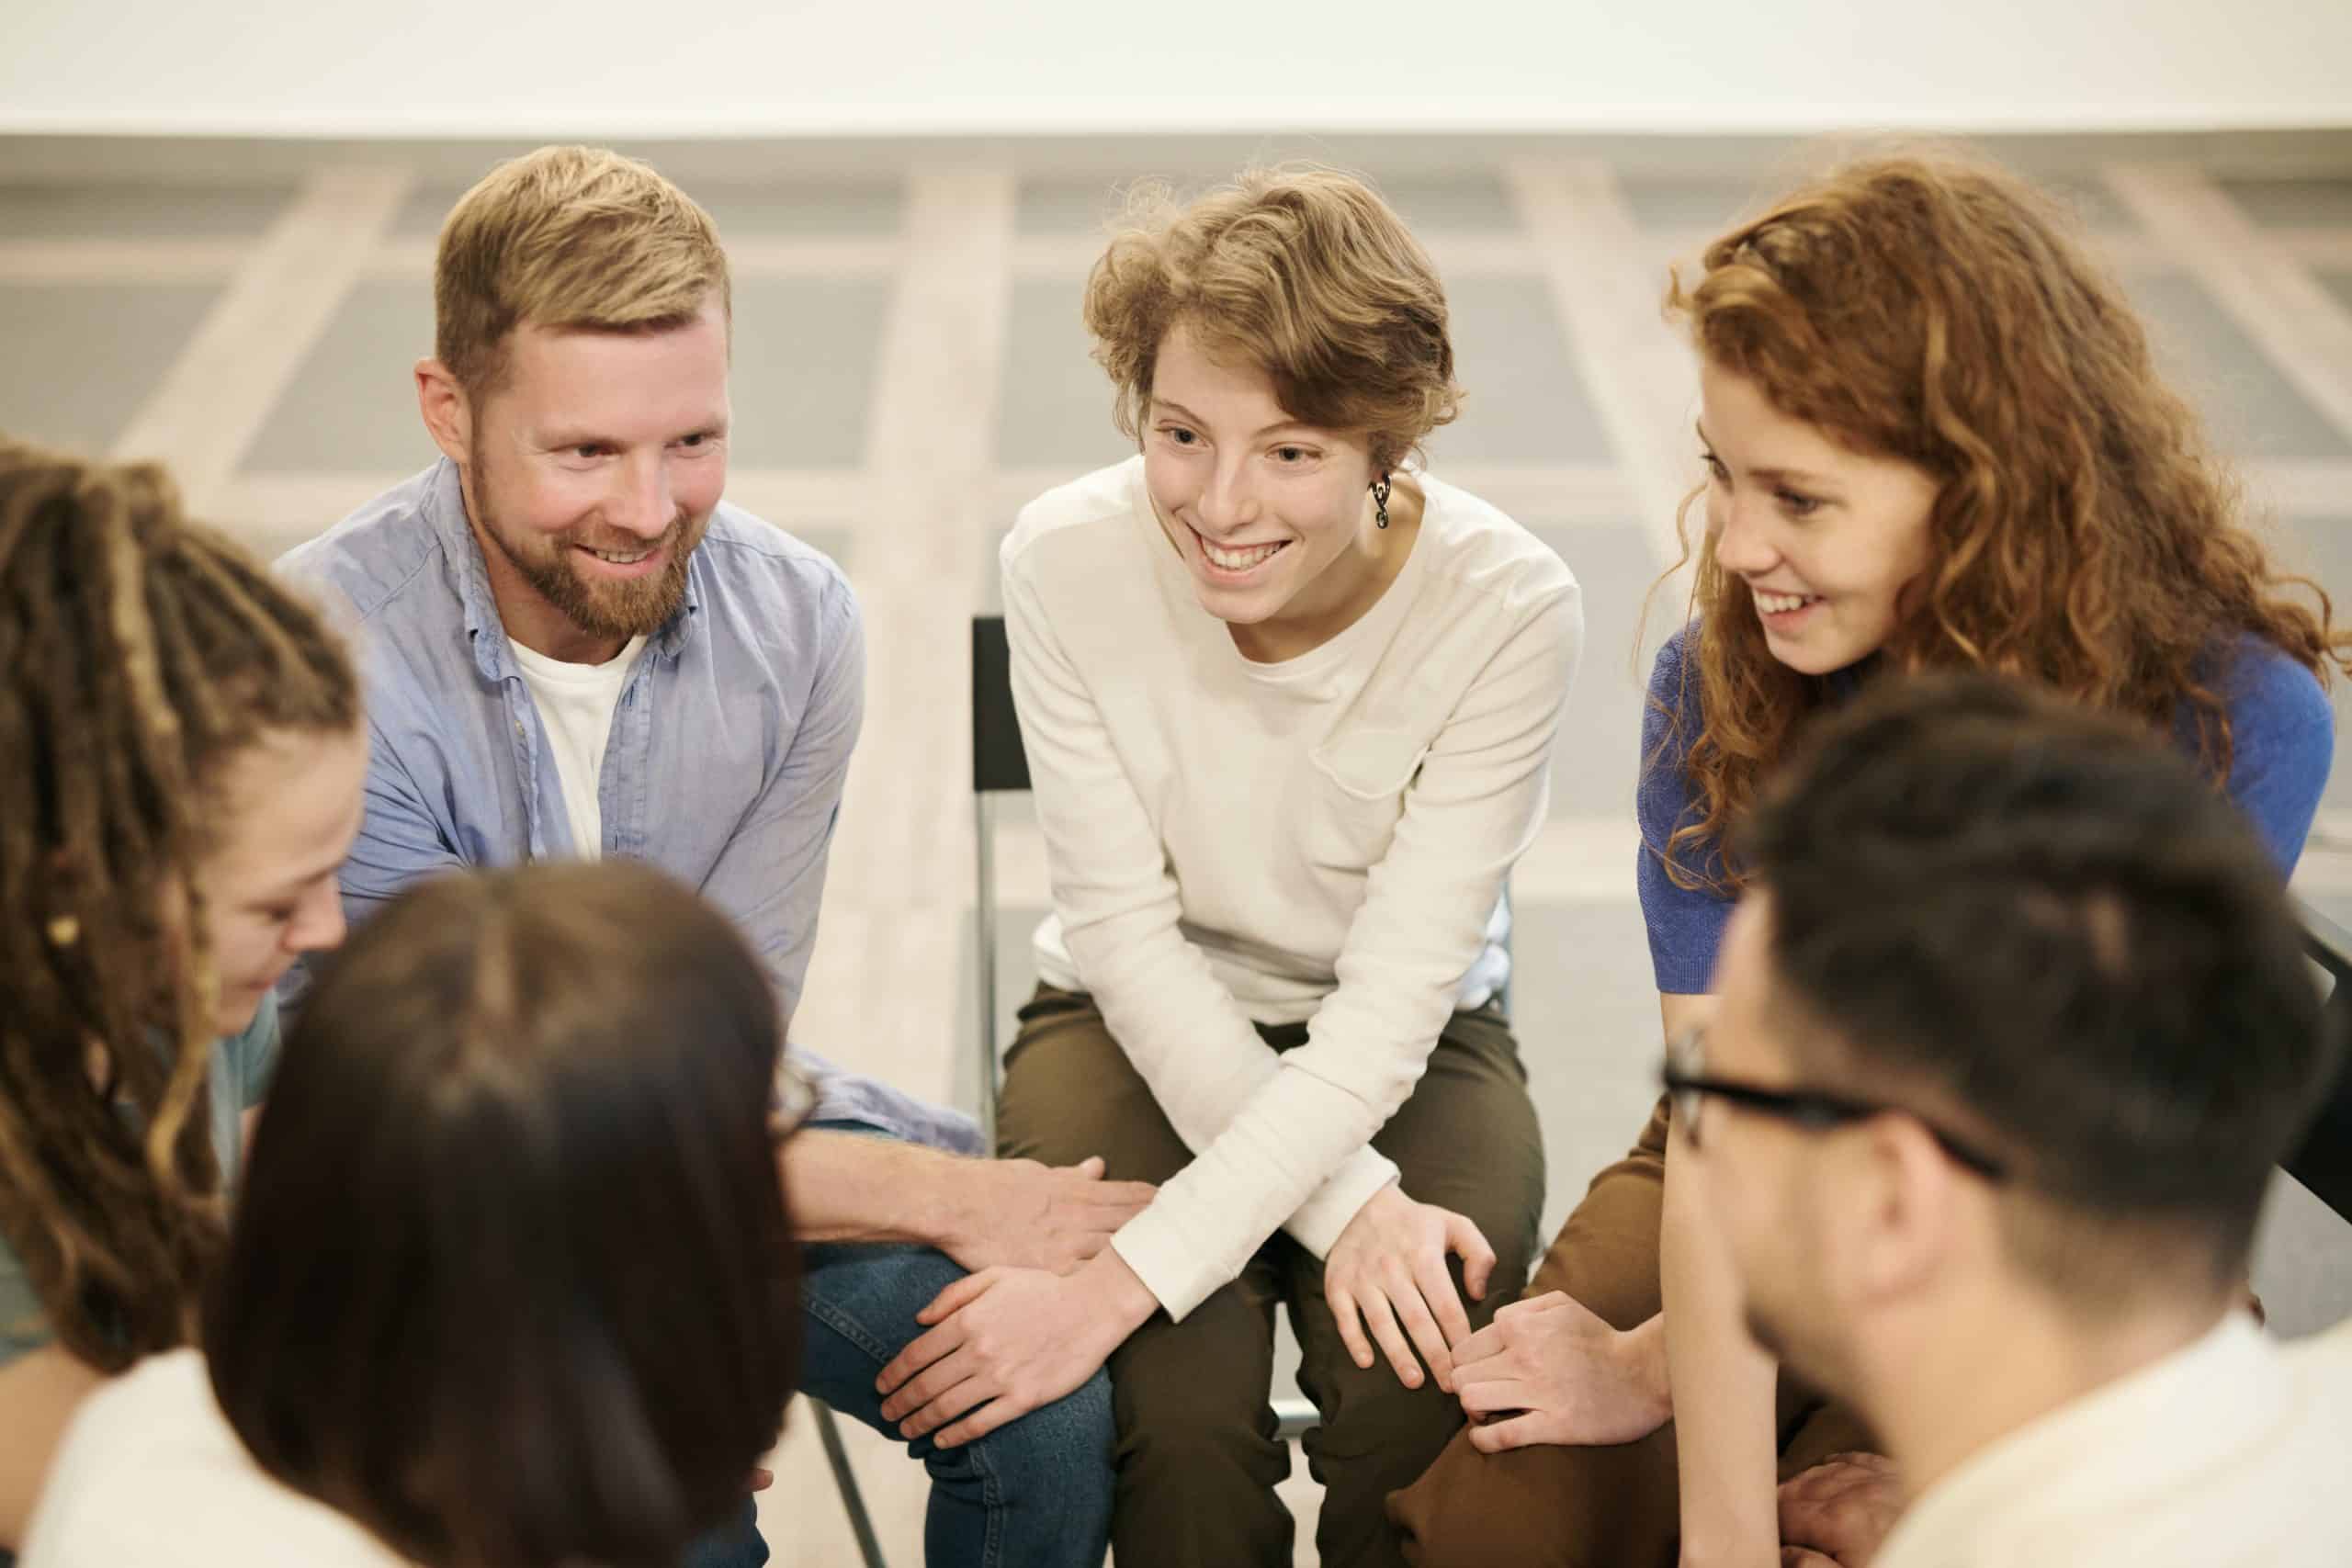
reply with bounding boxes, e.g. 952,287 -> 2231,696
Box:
1001,457 -> 1581,1319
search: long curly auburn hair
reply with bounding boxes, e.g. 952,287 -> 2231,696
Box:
1656,150 -> 2349,890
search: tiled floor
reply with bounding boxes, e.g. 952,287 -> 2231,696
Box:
0,280 -> 226,452
7,135 -> 2352,1566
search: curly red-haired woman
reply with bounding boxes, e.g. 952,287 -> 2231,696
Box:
1395,148 -> 2346,1568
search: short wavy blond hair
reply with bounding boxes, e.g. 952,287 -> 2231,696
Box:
1082,166 -> 1462,472
435,145 -> 731,397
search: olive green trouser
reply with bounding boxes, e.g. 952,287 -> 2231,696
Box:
996,985 -> 1547,1568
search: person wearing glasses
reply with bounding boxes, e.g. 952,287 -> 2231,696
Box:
1668,671 -> 2352,1567
1393,149 -> 2347,1567
23,863 -> 808,1568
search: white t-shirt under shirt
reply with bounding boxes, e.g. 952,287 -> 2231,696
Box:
22,1349 -> 408,1568
506,633 -> 648,858
1874,1314 -> 2352,1568
1001,457 -> 1582,1319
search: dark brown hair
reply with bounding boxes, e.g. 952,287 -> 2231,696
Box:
208,862 -> 799,1568
1657,150 -> 2349,889
1083,165 -> 1462,472
1750,671 -> 2337,1296
0,438 -> 356,1370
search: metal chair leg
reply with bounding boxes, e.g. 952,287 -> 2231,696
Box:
811,1399 -> 888,1568
976,792 -> 1000,1153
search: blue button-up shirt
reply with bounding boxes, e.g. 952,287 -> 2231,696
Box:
277,459 -> 976,1150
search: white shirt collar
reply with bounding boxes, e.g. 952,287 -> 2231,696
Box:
1875,1313 -> 2278,1567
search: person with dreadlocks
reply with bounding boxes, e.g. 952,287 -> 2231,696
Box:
0,439 -> 367,1553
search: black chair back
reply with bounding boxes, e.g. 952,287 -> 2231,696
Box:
971,615 -> 1029,795
2290,900 -> 2352,1223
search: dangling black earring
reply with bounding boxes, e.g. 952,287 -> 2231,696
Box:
1372,474 -> 1392,529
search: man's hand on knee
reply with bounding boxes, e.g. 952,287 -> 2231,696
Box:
876,1249 -> 1158,1450
933,1154 -> 1157,1276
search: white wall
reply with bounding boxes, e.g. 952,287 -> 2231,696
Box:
2,0 -> 2348,139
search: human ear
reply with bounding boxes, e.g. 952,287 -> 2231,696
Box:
1838,1120 -> 1959,1309
414,358 -> 472,465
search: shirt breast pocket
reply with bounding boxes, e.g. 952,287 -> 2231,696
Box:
1301,725 -> 1431,877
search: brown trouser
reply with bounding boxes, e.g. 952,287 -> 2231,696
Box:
1386,1096 -> 1877,1567
996,985 -> 1548,1568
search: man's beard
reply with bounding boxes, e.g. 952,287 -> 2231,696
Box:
469,444 -> 703,642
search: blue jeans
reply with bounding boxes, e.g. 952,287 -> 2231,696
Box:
681,1497 -> 769,1568
678,1246 -> 1116,1568
681,1111 -> 1112,1568
797,1241 -> 1116,1568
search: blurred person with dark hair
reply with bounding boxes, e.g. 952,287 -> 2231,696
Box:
1668,673 -> 2349,1566
23,863 -> 802,1568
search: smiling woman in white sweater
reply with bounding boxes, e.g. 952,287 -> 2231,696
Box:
873,168 -> 1582,1567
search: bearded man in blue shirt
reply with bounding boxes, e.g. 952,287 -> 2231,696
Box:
279,144 -> 1129,1568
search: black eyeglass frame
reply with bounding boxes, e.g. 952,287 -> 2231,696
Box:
1660,1025 -> 2009,1183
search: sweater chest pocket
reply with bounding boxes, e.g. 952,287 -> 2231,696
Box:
1299,726 -> 1430,876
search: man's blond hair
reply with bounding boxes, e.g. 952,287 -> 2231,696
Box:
435,145 -> 730,397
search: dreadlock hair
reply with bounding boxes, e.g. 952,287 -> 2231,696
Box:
0,437 -> 358,1371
